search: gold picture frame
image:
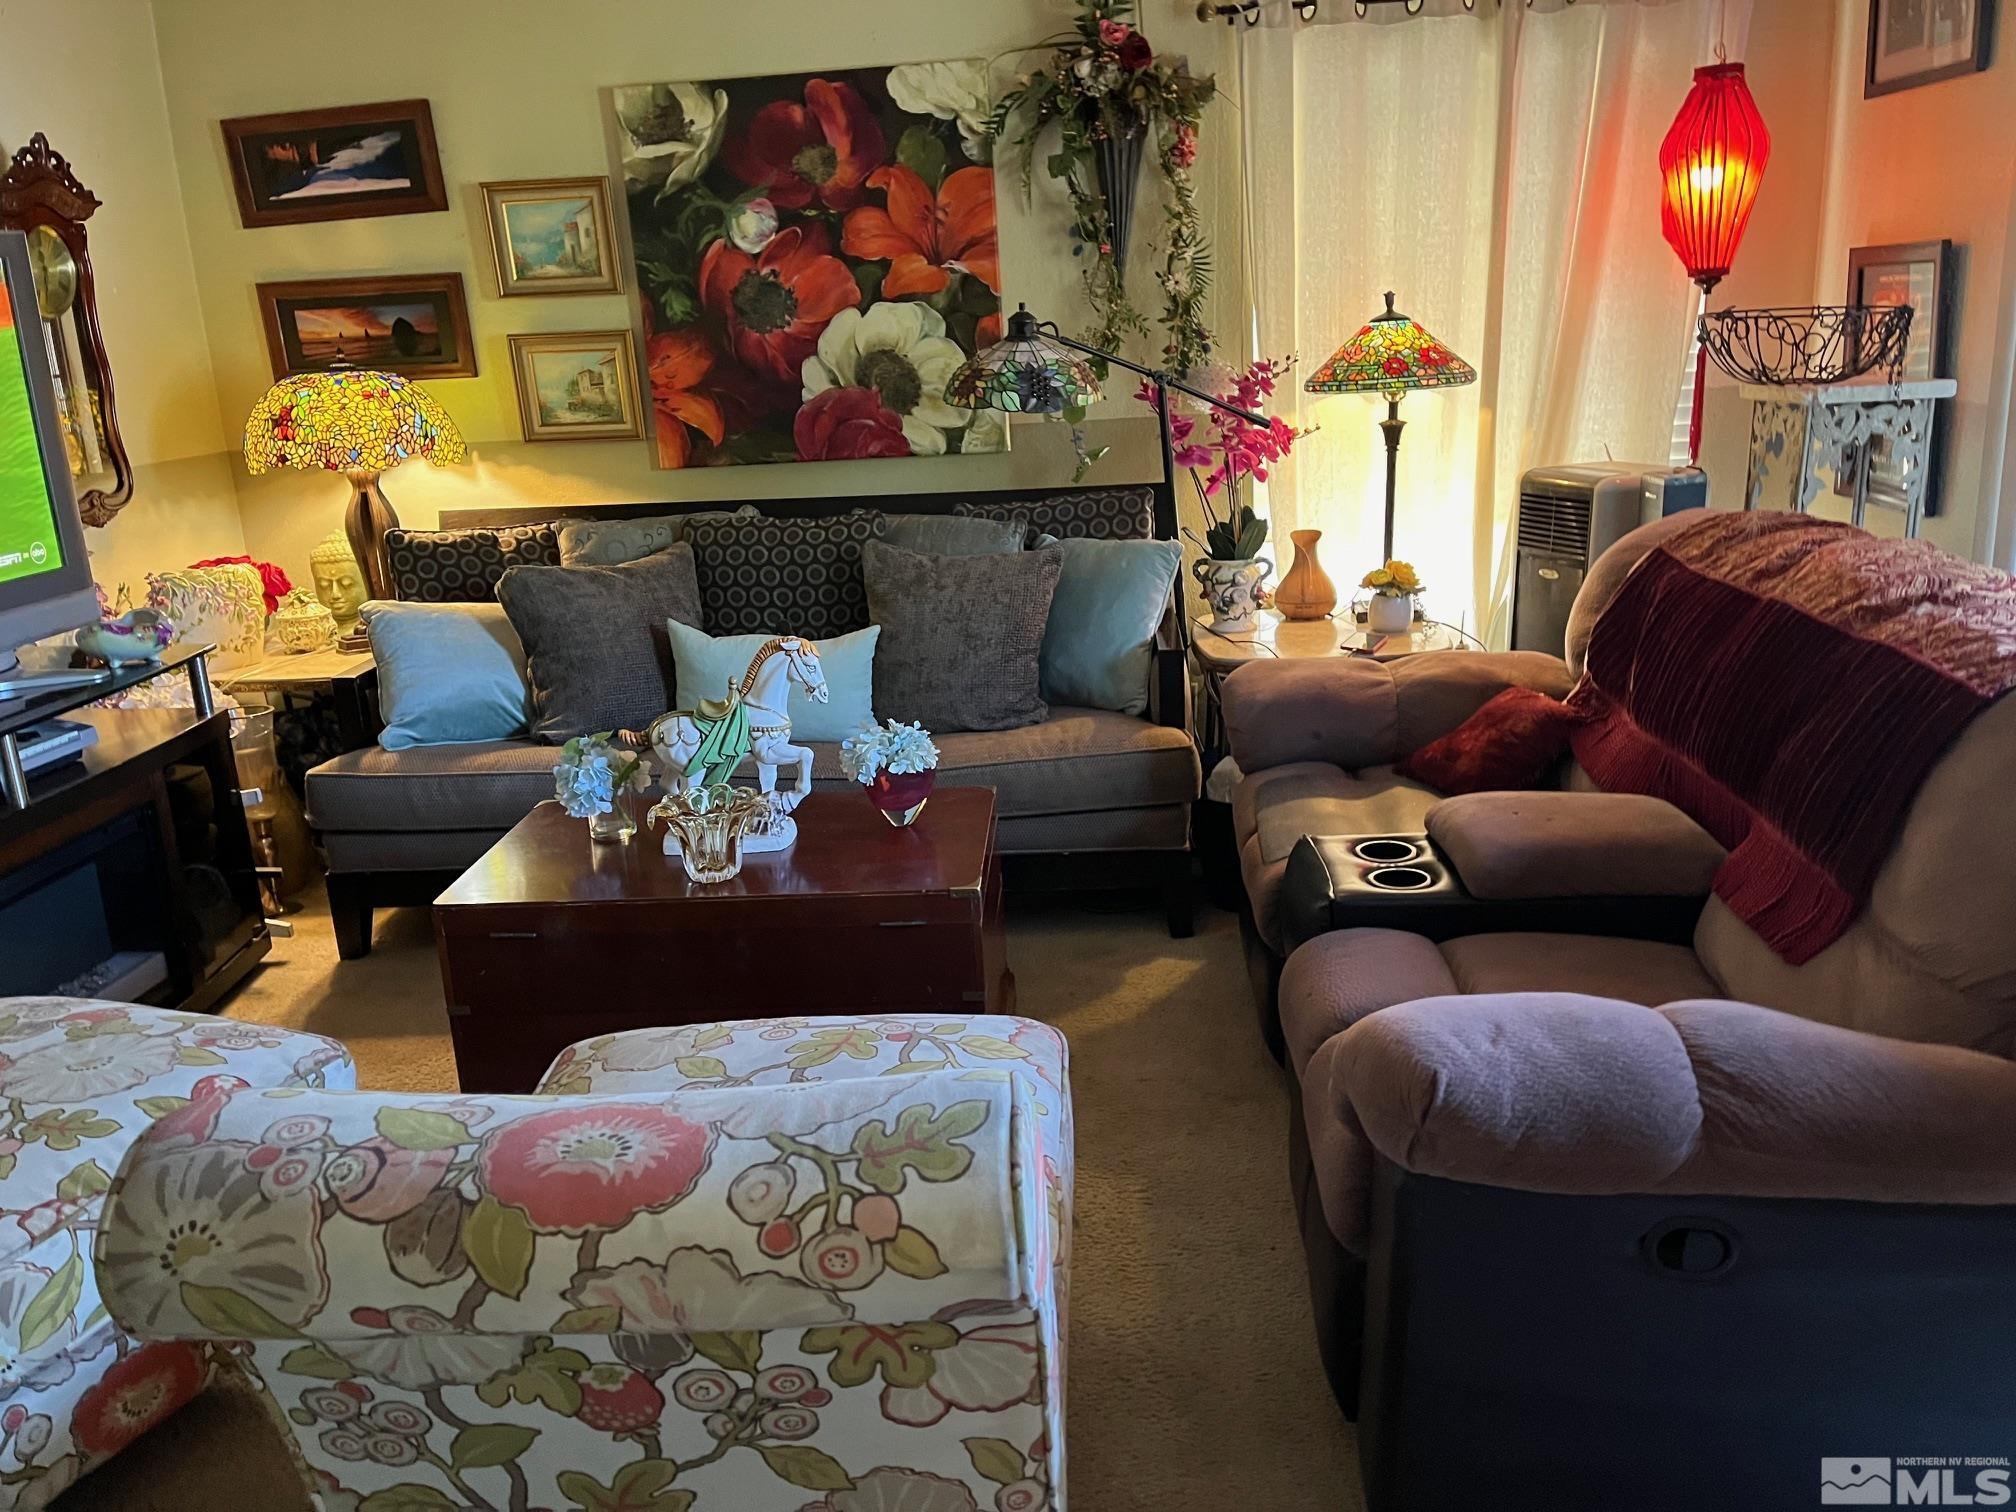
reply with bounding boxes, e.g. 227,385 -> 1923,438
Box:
508,330 -> 642,442
481,177 -> 622,297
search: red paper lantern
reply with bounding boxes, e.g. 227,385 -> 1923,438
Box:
1659,62 -> 1771,294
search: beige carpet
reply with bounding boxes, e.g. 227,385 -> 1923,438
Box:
64,888 -> 1363,1511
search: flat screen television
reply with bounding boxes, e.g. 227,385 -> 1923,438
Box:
0,229 -> 100,696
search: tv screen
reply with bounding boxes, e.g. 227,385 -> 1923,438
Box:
0,258 -> 67,589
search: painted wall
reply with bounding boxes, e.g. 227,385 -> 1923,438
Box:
0,0 -> 246,598
1814,0 -> 2016,562
149,0 -> 1237,582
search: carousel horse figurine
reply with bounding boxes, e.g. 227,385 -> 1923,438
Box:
633,635 -> 828,854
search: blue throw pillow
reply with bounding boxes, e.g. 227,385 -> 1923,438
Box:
666,621 -> 878,744
364,602 -> 531,750
1039,538 -> 1181,716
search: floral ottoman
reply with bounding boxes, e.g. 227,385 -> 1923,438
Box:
0,997 -> 351,1510
97,1013 -> 1071,1512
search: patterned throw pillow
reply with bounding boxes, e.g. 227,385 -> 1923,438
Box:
385,525 -> 560,602
864,539 -> 1063,732
683,510 -> 886,641
556,506 -> 760,567
955,486 -> 1156,544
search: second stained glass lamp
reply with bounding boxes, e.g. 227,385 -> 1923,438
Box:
1304,292 -> 1477,561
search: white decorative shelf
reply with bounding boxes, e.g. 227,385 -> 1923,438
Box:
1741,379 -> 1957,536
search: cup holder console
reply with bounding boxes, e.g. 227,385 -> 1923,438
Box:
1352,839 -> 1421,865
1365,864 -> 1435,891
1316,834 -> 1458,898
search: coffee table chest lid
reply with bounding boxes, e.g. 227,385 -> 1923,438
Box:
434,787 -> 997,910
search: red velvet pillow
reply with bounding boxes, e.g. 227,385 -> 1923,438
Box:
1397,686 -> 1587,795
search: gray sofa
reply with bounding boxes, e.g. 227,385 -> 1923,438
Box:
306,484 -> 1202,957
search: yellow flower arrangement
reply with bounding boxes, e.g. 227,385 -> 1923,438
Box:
1361,558 -> 1423,598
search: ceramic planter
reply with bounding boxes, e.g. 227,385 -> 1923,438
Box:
1192,555 -> 1273,632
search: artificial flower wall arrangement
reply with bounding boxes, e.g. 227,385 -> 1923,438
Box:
990,0 -> 1218,376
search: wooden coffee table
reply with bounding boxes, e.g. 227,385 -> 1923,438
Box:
433,787 -> 1010,1091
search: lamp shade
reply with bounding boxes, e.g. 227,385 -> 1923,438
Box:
944,308 -> 1102,414
243,369 -> 465,476
1658,61 -> 1770,293
1303,294 -> 1477,402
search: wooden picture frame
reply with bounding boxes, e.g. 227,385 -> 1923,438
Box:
222,99 -> 448,228
481,178 -> 622,297
1841,238 -> 1956,515
257,273 -> 477,381
507,330 -> 642,442
1866,0 -> 1993,96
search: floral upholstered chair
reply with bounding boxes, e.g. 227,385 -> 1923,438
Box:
96,1013 -> 1071,1512
0,997 -> 352,1509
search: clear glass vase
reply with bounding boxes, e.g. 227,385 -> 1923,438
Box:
588,793 -> 636,844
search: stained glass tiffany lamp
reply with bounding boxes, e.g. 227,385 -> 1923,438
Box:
945,304 -> 1266,538
243,369 -> 466,602
1304,292 -> 1477,561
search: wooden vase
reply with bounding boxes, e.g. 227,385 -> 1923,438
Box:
1276,529 -> 1338,621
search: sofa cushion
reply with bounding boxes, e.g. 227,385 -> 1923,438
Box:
1397,686 -> 1587,794
882,512 -> 1027,556
385,524 -> 559,602
667,621 -> 877,743
1039,537 -> 1181,717
1279,928 -> 1460,1077
865,539 -> 1061,732
307,708 -> 1198,837
1426,791 -> 1724,899
1440,932 -> 1721,1004
956,485 -> 1155,543
685,509 -> 884,640
556,506 -> 760,567
495,546 -> 702,742
364,602 -> 530,750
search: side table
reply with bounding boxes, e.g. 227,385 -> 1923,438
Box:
218,646 -> 379,751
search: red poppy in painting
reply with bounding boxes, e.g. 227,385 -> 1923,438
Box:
795,387 -> 911,461
699,225 -> 862,387
841,165 -> 1000,297
724,79 -> 888,212
73,1343 -> 206,1457
646,329 -> 727,469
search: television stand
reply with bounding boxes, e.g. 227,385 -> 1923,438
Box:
0,643 -> 214,808
0,660 -> 112,701
0,643 -> 267,1012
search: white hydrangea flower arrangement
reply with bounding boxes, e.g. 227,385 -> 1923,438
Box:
552,731 -> 652,819
839,719 -> 941,785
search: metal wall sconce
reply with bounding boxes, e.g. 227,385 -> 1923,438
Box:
1195,0 -> 1262,23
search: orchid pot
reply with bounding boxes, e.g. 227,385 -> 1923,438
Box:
1193,554 -> 1272,633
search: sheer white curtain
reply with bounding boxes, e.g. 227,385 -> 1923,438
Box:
1237,0 -> 1731,640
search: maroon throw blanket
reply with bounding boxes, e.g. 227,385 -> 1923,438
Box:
1568,512 -> 2016,963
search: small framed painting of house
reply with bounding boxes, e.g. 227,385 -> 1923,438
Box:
508,330 -> 643,441
257,273 -> 477,381
222,100 -> 448,228
481,178 -> 623,297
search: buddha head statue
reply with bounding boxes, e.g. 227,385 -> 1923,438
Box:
309,531 -> 368,628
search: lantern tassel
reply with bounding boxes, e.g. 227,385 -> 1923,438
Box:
1689,332 -> 1708,467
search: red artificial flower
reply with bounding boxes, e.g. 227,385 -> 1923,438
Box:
479,1102 -> 715,1235
646,329 -> 727,470
699,224 -> 862,387
1098,19 -> 1132,45
724,79 -> 888,212
1170,124 -> 1199,169
1117,30 -> 1155,70
73,1342 -> 206,1457
841,165 -> 1000,297
795,388 -> 912,461
190,555 -> 292,615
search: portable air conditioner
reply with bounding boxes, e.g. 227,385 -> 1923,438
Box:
1510,464 -> 1707,654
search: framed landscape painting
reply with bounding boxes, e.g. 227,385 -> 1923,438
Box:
257,274 -> 476,381
508,330 -> 643,441
482,177 -> 622,296
607,61 -> 1007,468
222,100 -> 448,228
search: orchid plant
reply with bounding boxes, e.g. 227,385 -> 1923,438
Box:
1140,355 -> 1309,561
989,0 -> 1217,374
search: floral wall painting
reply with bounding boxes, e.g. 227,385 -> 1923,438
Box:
609,63 -> 1008,469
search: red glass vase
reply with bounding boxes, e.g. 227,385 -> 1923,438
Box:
867,769 -> 935,827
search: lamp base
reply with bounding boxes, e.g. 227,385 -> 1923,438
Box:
1378,402 -> 1406,563
343,471 -> 398,602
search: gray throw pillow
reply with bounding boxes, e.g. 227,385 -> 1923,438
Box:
864,539 -> 1062,732
882,512 -> 1028,557
685,510 -> 885,640
557,506 -> 759,567
495,544 -> 702,742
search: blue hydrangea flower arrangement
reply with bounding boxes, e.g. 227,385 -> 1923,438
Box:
839,719 -> 940,784
552,732 -> 651,819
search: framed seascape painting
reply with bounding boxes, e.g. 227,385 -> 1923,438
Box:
1866,0 -> 1993,95
607,62 -> 1007,468
257,274 -> 477,381
508,330 -> 643,442
221,100 -> 448,228
482,178 -> 622,297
